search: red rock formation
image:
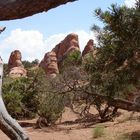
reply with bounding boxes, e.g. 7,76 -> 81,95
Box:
40,33 -> 81,77
8,50 -> 27,77
82,39 -> 94,57
40,51 -> 59,78
53,33 -> 80,63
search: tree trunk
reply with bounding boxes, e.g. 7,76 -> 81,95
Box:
0,0 -> 77,21
84,91 -> 140,112
0,58 -> 29,140
94,94 -> 140,112
108,97 -> 140,112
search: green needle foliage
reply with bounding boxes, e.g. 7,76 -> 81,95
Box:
89,0 -> 140,100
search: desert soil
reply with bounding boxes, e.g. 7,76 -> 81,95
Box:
0,108 -> 140,140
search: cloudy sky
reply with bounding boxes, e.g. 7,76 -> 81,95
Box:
0,0 -> 136,62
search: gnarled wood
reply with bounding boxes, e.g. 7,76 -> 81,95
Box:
0,0 -> 77,21
108,97 -> 140,112
84,90 -> 140,112
0,58 -> 29,140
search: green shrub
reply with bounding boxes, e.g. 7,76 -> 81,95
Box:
3,75 -> 38,119
60,50 -> 81,72
93,125 -> 105,138
3,91 -> 23,118
23,68 -> 65,127
37,92 -> 64,126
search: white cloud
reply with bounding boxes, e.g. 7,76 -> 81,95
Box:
124,0 -> 136,7
0,29 -> 46,62
0,29 -> 97,63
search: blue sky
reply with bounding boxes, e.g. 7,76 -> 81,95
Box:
0,0 -> 136,62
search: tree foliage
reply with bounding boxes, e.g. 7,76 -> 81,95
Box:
48,1 -> 140,121
90,1 -> 140,100
3,75 -> 38,119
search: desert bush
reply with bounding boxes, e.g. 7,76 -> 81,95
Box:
3,67 -> 65,124
34,69 -> 65,127
22,59 -> 39,69
2,72 -> 38,119
3,90 -> 23,118
37,92 -> 64,127
93,125 -> 105,138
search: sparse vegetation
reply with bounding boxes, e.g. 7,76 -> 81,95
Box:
35,70 -> 65,127
22,59 -> 39,70
60,50 -> 82,72
3,75 -> 38,119
93,125 -> 105,138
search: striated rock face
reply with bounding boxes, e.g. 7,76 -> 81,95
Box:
53,33 -> 80,63
8,50 -> 27,77
40,33 -> 80,78
82,39 -> 94,57
40,51 -> 59,78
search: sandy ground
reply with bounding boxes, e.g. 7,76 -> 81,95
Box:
0,108 -> 140,140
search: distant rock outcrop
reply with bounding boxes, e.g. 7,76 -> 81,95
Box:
53,33 -> 80,64
8,50 -> 27,77
40,51 -> 59,78
82,39 -> 94,57
82,39 -> 99,60
40,33 -> 81,78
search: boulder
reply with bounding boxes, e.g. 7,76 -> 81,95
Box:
9,67 -> 27,78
